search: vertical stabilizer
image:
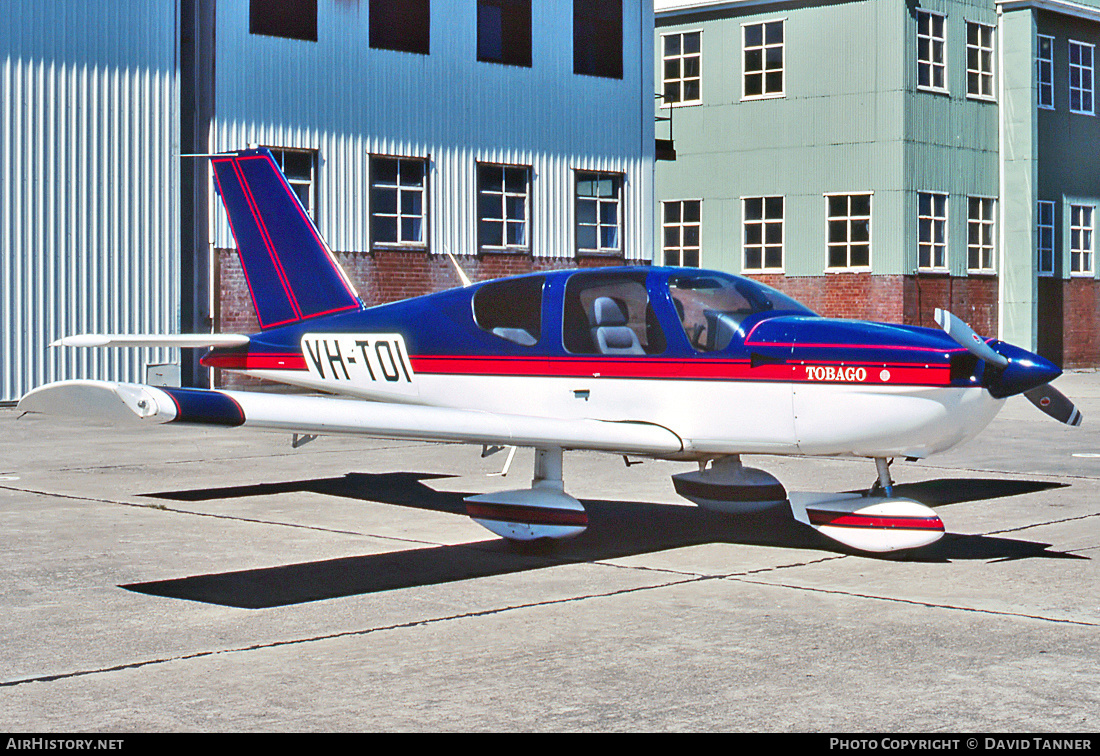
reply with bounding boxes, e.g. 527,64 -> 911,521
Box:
211,148 -> 361,329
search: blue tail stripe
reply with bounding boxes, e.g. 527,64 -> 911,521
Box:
211,158 -> 300,328
212,148 -> 361,330
235,155 -> 359,319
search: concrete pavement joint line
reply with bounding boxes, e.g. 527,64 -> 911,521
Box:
731,577 -> 1100,627
911,461 -> 1100,483
0,483 -> 442,545
979,509 -> 1100,538
35,440 -> 434,474
0,576 -> 704,689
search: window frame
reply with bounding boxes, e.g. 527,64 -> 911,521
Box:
369,154 -> 430,252
966,21 -> 996,101
1069,39 -> 1095,115
661,30 -> 702,107
575,171 -> 623,257
917,191 -> 949,272
1038,34 -> 1055,110
741,19 -> 785,101
741,195 -> 784,273
662,199 -> 702,268
1070,203 -> 1095,275
477,162 -> 532,254
824,192 -> 873,272
265,147 -> 319,221
1037,200 -> 1055,275
967,196 -> 997,273
917,10 -> 948,94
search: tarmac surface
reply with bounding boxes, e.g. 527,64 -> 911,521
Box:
1,372 -> 1099,732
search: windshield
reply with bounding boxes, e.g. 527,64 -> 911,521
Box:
668,272 -> 814,352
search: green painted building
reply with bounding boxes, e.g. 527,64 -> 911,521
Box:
655,0 -> 1100,366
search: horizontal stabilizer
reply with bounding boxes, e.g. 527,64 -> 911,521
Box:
52,334 -> 251,348
18,381 -> 685,456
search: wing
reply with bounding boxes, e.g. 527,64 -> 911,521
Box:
51,334 -> 251,348
17,381 -> 684,456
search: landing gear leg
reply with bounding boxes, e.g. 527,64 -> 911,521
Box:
868,457 -> 895,498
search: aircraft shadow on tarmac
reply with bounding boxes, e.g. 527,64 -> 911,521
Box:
126,472 -> 1083,609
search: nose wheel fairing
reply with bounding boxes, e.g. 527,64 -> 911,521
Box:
788,493 -> 944,553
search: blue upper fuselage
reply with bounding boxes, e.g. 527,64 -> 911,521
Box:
202,266 -> 1058,395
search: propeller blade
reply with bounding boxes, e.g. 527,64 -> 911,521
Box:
1024,385 -> 1083,426
934,308 -> 1009,367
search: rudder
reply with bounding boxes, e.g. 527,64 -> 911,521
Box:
211,148 -> 361,329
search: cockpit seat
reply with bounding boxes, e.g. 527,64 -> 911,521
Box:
590,297 -> 645,355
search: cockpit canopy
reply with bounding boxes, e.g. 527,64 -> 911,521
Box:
669,271 -> 814,351
470,267 -> 815,354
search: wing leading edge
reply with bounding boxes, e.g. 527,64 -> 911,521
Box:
17,381 -> 684,456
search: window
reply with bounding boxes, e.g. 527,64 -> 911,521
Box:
918,192 -> 948,270
742,196 -> 783,271
574,0 -> 622,79
917,11 -> 947,92
478,163 -> 530,252
473,275 -> 544,346
662,31 -> 701,105
1071,204 -> 1094,274
370,0 -> 430,55
743,20 -> 784,98
967,22 -> 995,99
250,0 -> 317,42
267,148 -> 317,217
1070,40 -> 1094,114
563,271 -> 665,355
370,156 -> 428,249
967,197 -> 996,272
1038,35 -> 1055,109
662,200 -> 700,267
1037,200 -> 1055,274
576,172 -> 622,255
478,0 -> 531,67
826,193 -> 871,269
669,271 -> 813,352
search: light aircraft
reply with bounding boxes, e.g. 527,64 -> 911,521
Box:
18,148 -> 1082,554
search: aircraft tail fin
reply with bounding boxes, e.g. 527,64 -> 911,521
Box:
211,148 -> 361,330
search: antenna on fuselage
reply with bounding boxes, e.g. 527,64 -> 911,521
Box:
445,247 -> 473,287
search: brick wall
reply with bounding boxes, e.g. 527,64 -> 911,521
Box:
743,272 -> 1000,337
1063,278 -> 1100,368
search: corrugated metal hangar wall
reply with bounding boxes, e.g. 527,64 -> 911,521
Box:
0,0 -> 655,401
1,0 -> 181,401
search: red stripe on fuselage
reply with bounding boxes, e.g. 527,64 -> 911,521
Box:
408,356 -> 952,385
201,352 -> 308,370
206,352 -> 953,386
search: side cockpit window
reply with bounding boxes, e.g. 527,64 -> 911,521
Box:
473,276 -> 544,346
563,272 -> 666,355
669,272 -> 814,352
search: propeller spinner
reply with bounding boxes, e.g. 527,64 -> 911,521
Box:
934,308 -> 1082,426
